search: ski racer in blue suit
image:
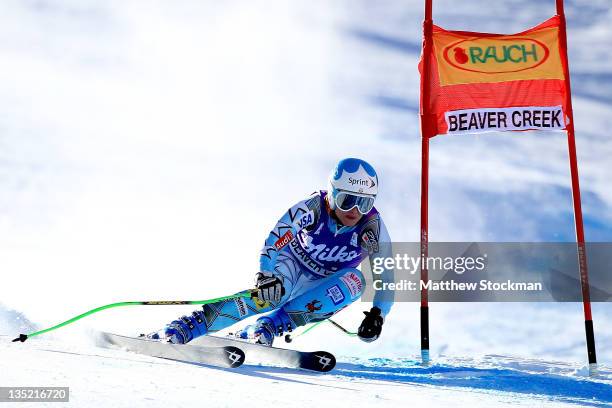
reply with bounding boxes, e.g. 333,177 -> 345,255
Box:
150,158 -> 394,346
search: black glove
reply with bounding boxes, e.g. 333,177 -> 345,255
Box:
358,306 -> 383,343
255,272 -> 285,303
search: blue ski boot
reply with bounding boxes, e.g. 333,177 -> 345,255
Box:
234,318 -> 275,346
233,308 -> 293,347
143,327 -> 186,344
145,309 -> 209,344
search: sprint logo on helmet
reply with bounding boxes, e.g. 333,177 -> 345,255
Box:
348,177 -> 376,189
336,171 -> 377,195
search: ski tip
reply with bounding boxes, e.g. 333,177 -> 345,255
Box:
312,351 -> 336,372
222,346 -> 246,368
12,334 -> 28,343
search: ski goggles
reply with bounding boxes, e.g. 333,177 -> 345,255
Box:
334,191 -> 376,214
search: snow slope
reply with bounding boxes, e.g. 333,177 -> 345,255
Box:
1,334 -> 610,408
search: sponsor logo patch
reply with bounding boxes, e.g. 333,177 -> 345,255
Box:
234,297 -> 248,318
340,272 -> 363,299
294,210 -> 315,230
305,300 -> 322,313
362,230 -> 379,253
304,242 -> 360,263
326,285 -> 345,305
274,230 -> 294,250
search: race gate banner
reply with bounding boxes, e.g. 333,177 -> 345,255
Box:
419,16 -> 571,138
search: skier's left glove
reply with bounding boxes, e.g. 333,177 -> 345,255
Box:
255,271 -> 285,303
358,306 -> 383,343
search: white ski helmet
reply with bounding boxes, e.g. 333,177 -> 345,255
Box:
327,158 -> 378,214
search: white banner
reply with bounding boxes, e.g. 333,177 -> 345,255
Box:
444,106 -> 565,135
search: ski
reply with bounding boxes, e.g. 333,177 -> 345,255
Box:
192,335 -> 336,372
96,332 -> 245,369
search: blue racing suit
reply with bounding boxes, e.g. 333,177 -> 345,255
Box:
165,190 -> 394,343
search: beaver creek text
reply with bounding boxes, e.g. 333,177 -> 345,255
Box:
445,106 -> 564,134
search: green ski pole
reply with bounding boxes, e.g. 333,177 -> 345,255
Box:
327,318 -> 357,336
285,318 -> 357,343
12,290 -> 257,343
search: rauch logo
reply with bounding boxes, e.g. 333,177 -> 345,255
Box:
443,37 -> 550,74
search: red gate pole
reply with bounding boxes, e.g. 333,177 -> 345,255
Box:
556,0 -> 597,372
419,0 -> 434,364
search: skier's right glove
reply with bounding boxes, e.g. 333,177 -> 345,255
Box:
358,306 -> 383,343
255,271 -> 285,303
